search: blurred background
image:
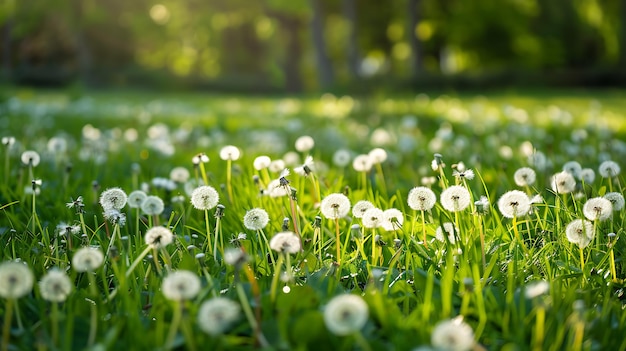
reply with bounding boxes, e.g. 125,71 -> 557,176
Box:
2,0 -> 626,93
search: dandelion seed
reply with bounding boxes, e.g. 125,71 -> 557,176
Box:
56,222 -> 81,236
361,207 -> 384,229
368,148 -> 388,164
352,200 -> 374,218
562,161 -> 582,179
99,187 -> 128,210
436,222 -> 458,244
525,281 -> 549,299
219,145 -> 241,161
323,294 -> 369,336
278,168 -> 290,187
243,208 -> 270,231
0,261 -> 34,299
603,192 -> 625,211
452,168 -> 474,181
161,270 -> 201,301
190,185 -> 219,210
332,149 -> 352,167
295,135 -> 315,152
407,186 -> 437,211
72,247 -> 105,272
582,197 -> 613,221
169,167 -> 190,183
269,231 -> 301,254
550,171 -> 576,194
103,208 -> 126,226
431,317 -> 475,351
144,226 -> 174,249
253,155 -> 272,170
474,196 -> 490,214
352,154 -> 373,172
66,196 -> 84,209
513,167 -> 536,187
21,150 -> 41,167
440,185 -> 471,212
565,219 -> 594,248
39,268 -> 72,303
497,190 -> 531,218
320,193 -> 351,219
382,208 -> 404,231
192,153 -> 209,165
127,190 -> 147,208
294,155 -> 315,176
599,160 -> 620,178
266,179 -> 289,198
579,168 -> 595,184
197,297 -> 241,336
141,195 -> 165,216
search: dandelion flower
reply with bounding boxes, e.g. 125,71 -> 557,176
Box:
524,281 -> 549,299
127,190 -> 147,208
582,197 -> 613,221
295,135 -> 315,152
141,195 -> 165,216
21,150 -> 41,166
603,192 -> 625,211
39,268 -> 72,302
1,136 -> 16,147
352,154 -> 373,172
565,219 -> 594,248
368,148 -> 388,164
332,149 -> 352,167
0,261 -> 34,299
431,317 -> 475,351
579,168 -> 595,184
382,208 -> 404,231
513,167 -> 536,187
497,190 -> 531,218
253,156 -> 272,170
223,248 -> 248,268
103,208 -> 126,226
161,270 -> 201,301
219,145 -> 241,161
562,161 -> 582,179
191,185 -> 219,210
435,222 -> 458,244
269,159 -> 286,173
72,247 -> 104,272
269,231 -> 301,254
192,153 -> 209,165
144,226 -> 174,249
361,207 -> 384,229
550,171 -> 576,194
267,179 -> 290,198
323,294 -> 369,336
320,193 -> 351,219
197,297 -> 241,336
452,169 -> 475,180
352,200 -> 374,218
294,155 -> 315,176
99,187 -> 128,210
440,186 -> 471,212
407,187 -> 437,211
169,167 -> 190,183
243,208 -> 270,231
599,160 -> 620,178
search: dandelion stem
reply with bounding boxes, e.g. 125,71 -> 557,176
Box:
270,254 -> 285,303
237,268 -> 269,348
87,299 -> 98,347
2,299 -> 14,351
198,162 -> 209,187
354,331 -> 373,351
610,244 -> 618,283
421,210 -> 427,248
204,209 -> 213,255
533,306 -> 545,351
51,302 -> 59,347
579,246 -> 585,285
335,218 -> 341,265
226,159 -> 233,203
165,301 -> 183,350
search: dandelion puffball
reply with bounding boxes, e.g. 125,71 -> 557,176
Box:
497,190 -> 531,218
144,226 -> 174,249
161,270 -> 201,301
72,247 -> 105,272
191,185 -> 219,210
323,294 -> 369,336
320,193 -> 351,219
440,185 -> 471,212
197,297 -> 241,336
0,261 -> 34,299
243,208 -> 270,231
39,268 -> 72,302
407,186 -> 437,211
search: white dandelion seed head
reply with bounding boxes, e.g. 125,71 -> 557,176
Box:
352,154 -> 373,172
266,179 -> 290,198
224,248 -> 248,267
323,294 -> 369,336
474,195 -> 490,214
440,186 -> 471,212
530,194 -> 544,204
382,208 -> 404,231
253,155 -> 272,170
332,149 -> 352,167
56,222 -> 80,236
47,137 -> 68,154
368,148 -> 388,164
361,207 -> 384,229
497,190 -> 531,218
219,145 -> 241,161
72,247 -> 105,272
528,151 -> 548,171
144,226 -> 174,249
421,176 -> 437,187
141,195 -> 165,216
294,135 -> 315,152
407,187 -> 437,211
2,136 -> 16,147
582,197 -> 613,221
525,280 -> 549,300
294,156 -> 315,176
352,200 -> 374,218
513,167 -> 536,187
579,168 -> 595,184
603,192 -> 625,211
192,153 -> 209,164
243,208 -> 270,231
269,231 -> 301,254
21,150 -> 41,167
562,161 -> 582,179
269,159 -> 286,173
599,160 -> 620,178
452,169 -> 475,181
103,208 -> 127,226
0,261 -> 34,299
436,222 -> 458,244
127,190 -> 147,209
320,193 -> 351,219
99,187 -> 128,210
191,185 -> 219,210
197,297 -> 241,336
169,167 -> 190,183
550,171 -> 576,194
162,270 -> 201,301
431,317 -> 475,351
565,219 -> 594,248
39,268 -> 72,303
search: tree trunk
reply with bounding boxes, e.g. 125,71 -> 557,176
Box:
309,0 -> 334,89
342,0 -> 360,79
407,0 -> 424,76
73,0 -> 92,86
2,20 -> 12,80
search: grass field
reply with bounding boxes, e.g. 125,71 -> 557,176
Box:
1,88 -> 625,351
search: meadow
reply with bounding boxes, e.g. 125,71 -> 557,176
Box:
1,88 -> 626,351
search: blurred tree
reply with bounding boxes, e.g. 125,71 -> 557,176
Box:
309,0 -> 334,89
407,0 -> 424,76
